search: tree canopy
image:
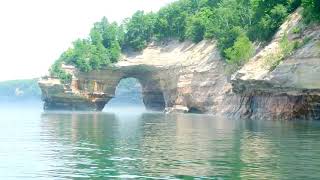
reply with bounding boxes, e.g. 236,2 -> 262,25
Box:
302,0 -> 320,23
51,0 -> 319,81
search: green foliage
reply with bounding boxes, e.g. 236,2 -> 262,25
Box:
249,4 -> 289,41
218,26 -> 247,53
303,36 -> 313,45
291,37 -> 312,50
317,41 -> 320,49
153,1 -> 190,41
263,53 -> 283,71
264,34 -> 302,71
280,34 -> 295,57
51,17 -> 122,77
124,11 -> 156,50
49,60 -> 72,84
186,8 -> 212,42
225,34 -> 254,66
50,0 -> 305,81
302,0 -> 320,23
291,26 -> 302,34
109,42 -> 121,62
90,18 -> 123,64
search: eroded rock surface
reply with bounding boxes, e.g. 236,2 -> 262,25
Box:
39,40 -> 231,112
231,10 -> 320,120
39,10 -> 320,120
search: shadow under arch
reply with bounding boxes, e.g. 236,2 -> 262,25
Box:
104,77 -> 145,111
101,65 -> 166,111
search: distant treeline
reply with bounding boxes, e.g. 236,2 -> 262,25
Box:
0,79 -> 41,101
51,0 -> 319,82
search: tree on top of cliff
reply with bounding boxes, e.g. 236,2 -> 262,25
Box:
51,0 -> 308,80
225,33 -> 254,66
51,17 -> 123,76
123,11 -> 156,51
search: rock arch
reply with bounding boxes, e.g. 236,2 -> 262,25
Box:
103,77 -> 144,108
100,65 -> 166,111
39,64 -> 167,111
38,40 -> 223,113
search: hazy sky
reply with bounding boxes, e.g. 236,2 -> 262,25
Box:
0,0 -> 176,81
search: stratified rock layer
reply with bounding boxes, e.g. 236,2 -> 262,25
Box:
39,10 -> 320,120
39,40 -> 231,113
39,77 -> 108,111
231,10 -> 320,120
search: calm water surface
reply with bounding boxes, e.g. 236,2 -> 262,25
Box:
0,103 -> 320,179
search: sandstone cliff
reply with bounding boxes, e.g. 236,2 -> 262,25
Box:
39,40 -> 232,113
39,10 -> 320,120
232,10 -> 320,120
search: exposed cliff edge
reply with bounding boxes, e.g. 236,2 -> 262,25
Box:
39,11 -> 320,120
232,10 -> 320,120
39,40 -> 229,112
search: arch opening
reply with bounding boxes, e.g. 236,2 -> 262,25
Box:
188,107 -> 203,114
104,78 -> 145,112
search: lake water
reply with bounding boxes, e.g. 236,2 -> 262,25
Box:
0,103 -> 320,179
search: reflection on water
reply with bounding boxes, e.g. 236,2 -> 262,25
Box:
1,107 -> 320,179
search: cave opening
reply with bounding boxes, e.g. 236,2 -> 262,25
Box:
188,107 -> 203,114
103,78 -> 145,112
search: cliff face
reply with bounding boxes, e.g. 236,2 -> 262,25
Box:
39,40 -> 232,112
39,11 -> 320,120
231,10 -> 320,120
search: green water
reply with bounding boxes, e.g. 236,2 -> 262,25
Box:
0,104 -> 320,179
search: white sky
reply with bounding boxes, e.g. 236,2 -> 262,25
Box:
0,0 -> 176,81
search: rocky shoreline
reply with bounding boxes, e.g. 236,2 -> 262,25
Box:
39,12 -> 320,120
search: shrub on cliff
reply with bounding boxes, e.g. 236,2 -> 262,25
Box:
302,0 -> 320,23
49,61 -> 72,84
225,34 -> 254,66
52,17 -> 122,76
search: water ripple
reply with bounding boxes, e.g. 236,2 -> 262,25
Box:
0,110 -> 320,179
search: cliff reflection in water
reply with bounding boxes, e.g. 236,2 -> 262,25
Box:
40,112 -> 320,179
